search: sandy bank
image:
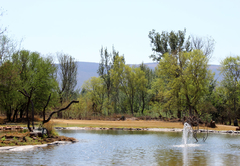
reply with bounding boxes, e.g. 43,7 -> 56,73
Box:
52,119 -> 239,131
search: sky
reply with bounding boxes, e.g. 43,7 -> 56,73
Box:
0,0 -> 239,65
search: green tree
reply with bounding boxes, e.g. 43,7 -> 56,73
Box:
0,61 -> 20,121
155,50 -> 213,118
111,56 -> 147,115
149,29 -> 215,119
211,86 -> 229,124
82,77 -> 106,115
138,63 -> 155,114
179,50 -> 213,116
220,56 -> 240,124
97,46 -> 119,114
12,50 -> 59,120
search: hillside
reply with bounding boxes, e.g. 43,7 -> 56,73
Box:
75,62 -> 222,89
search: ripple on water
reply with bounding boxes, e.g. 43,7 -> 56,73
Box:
173,144 -> 202,148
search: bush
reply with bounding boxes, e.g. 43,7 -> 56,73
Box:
43,121 -> 58,137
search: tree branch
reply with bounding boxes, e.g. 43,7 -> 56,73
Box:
43,94 -> 51,122
43,100 -> 79,124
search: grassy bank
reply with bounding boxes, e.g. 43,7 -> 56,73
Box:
0,131 -> 77,147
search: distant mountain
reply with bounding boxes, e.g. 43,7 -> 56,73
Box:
75,62 -> 222,89
208,65 -> 222,82
76,62 -> 99,89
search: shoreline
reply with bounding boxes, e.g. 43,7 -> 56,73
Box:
55,126 -> 240,134
0,140 -> 77,152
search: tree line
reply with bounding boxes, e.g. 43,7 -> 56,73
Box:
76,29 -> 240,125
0,22 -> 239,125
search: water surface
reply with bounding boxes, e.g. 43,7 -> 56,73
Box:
1,130 -> 240,165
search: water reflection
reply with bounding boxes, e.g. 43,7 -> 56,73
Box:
1,130 -> 240,165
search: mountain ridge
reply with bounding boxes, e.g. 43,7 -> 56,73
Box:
75,62 -> 222,89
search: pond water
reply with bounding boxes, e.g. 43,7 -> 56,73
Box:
1,130 -> 240,165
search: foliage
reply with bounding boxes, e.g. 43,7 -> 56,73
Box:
153,50 -> 214,118
0,61 -> 20,121
1,136 -> 5,141
110,56 -> 147,115
82,77 -> 106,115
217,56 -> 240,124
97,46 -> 119,114
13,50 -> 59,115
148,29 -> 191,61
148,29 -> 215,62
57,53 -> 78,103
0,25 -> 239,126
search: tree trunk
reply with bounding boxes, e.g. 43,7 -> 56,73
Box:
7,111 -> 12,122
141,92 -> 145,115
177,110 -> 181,119
58,92 -> 63,118
189,105 -> 192,117
131,95 -> 134,115
20,108 -> 24,119
26,98 -> 31,131
229,118 -> 232,125
12,109 -> 18,122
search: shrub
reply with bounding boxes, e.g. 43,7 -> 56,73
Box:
43,121 -> 58,137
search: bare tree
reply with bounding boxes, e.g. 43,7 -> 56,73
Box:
42,93 -> 79,125
0,8 -> 7,35
18,88 -> 35,132
19,90 -> 79,133
148,29 -> 215,62
191,35 -> 215,59
0,35 -> 17,65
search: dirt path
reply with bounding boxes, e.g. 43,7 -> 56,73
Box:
52,119 -> 238,131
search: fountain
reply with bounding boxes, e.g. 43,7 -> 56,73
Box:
182,122 -> 193,145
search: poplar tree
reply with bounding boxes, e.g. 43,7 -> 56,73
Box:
57,53 -> 78,103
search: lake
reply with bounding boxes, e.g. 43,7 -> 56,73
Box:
1,129 -> 240,165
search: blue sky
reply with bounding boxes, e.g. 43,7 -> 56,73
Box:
0,0 -> 239,64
